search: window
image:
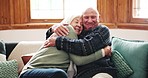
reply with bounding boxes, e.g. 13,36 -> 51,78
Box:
30,0 -> 97,23
133,0 -> 148,18
130,0 -> 148,23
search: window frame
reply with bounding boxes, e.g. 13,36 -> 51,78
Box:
129,0 -> 148,24
27,0 -> 97,23
1,0 -> 148,30
27,0 -> 63,23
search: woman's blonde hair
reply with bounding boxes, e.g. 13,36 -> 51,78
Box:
61,14 -> 81,25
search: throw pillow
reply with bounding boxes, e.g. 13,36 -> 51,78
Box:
111,50 -> 133,78
21,54 -> 33,65
0,60 -> 18,78
0,40 -> 6,61
21,53 -> 35,65
111,37 -> 148,78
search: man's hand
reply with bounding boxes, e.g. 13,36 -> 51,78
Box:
52,24 -> 69,36
103,46 -> 111,56
44,33 -> 57,48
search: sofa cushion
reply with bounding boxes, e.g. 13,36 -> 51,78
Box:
111,37 -> 148,78
0,60 -> 18,78
0,40 -> 6,61
111,50 -> 133,78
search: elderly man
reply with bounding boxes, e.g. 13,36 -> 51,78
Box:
45,7 -> 117,78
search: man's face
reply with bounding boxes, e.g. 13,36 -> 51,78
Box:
82,9 -> 99,30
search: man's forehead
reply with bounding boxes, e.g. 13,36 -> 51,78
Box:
83,13 -> 97,17
83,11 -> 98,17
84,8 -> 97,13
84,11 -> 97,14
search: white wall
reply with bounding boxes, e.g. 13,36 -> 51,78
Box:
0,29 -> 148,41
110,29 -> 148,41
0,29 -> 47,41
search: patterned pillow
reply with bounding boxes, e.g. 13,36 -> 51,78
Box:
0,40 -> 6,61
111,50 -> 133,78
0,60 -> 18,78
111,37 -> 148,78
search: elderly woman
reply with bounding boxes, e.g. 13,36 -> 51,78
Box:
19,14 -> 83,78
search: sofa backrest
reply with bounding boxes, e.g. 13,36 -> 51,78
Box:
5,41 -> 44,73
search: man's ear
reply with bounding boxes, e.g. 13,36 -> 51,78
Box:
80,15 -> 83,26
97,15 -> 101,23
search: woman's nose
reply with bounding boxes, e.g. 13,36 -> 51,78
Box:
77,25 -> 82,28
75,25 -> 81,29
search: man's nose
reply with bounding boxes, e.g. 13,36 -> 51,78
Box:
88,17 -> 93,22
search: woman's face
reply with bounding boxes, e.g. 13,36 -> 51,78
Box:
70,16 -> 83,35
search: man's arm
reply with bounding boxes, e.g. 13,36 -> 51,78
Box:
46,24 -> 69,40
56,25 -> 111,56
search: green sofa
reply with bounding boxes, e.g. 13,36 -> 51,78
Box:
0,37 -> 148,78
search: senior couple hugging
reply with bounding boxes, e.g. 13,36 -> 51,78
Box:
19,7 -> 117,78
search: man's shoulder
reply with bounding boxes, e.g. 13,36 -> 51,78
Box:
98,24 -> 108,28
95,24 -> 109,30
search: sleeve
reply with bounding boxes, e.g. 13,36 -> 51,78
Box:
46,27 -> 53,40
56,25 -> 111,56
